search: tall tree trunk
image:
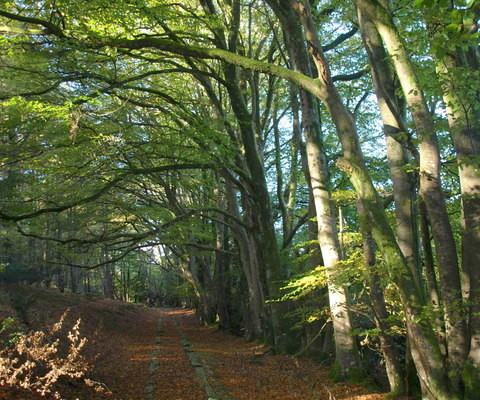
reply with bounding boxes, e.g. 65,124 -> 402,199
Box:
213,179 -> 230,330
223,63 -> 290,351
102,247 -> 115,299
267,0 -> 361,376
69,266 -> 78,294
225,179 -> 265,340
356,0 -> 468,392
434,49 -> 480,379
197,255 -> 217,324
420,201 -> 447,356
178,254 -> 215,324
273,103 -> 299,248
302,96 -> 360,376
357,199 -> 406,395
357,8 -> 422,291
266,0 -> 451,397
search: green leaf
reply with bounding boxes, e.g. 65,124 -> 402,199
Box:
416,0 -> 436,7
435,45 -> 446,59
445,23 -> 462,33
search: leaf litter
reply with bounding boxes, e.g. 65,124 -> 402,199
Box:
0,285 -> 394,400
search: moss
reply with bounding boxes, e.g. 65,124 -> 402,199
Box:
385,391 -> 404,399
347,366 -> 369,384
463,361 -> 480,400
384,382 -> 412,400
327,362 -> 369,385
327,361 -> 343,381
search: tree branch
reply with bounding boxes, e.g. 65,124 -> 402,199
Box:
322,27 -> 359,52
0,163 -> 215,221
0,10 -> 66,38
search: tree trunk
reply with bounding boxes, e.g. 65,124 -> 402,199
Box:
434,51 -> 480,378
355,3 -> 468,387
273,1 -> 451,397
69,266 -> 78,294
357,199 -> 406,395
420,200 -> 447,356
225,179 -> 265,340
213,179 -> 230,331
102,247 -> 115,299
267,0 -> 361,375
357,8 -> 422,291
303,108 -> 360,376
223,63 -> 290,351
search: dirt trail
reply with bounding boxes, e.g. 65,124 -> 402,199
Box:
143,309 -> 204,400
147,308 -> 386,400
0,287 -> 388,400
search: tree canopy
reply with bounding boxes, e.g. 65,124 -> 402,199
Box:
1,0 -> 479,399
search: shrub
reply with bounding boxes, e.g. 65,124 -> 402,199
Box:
0,310 -> 97,399
0,316 -> 24,346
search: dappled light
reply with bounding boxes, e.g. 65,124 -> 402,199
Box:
0,286 -> 391,400
1,0 -> 479,398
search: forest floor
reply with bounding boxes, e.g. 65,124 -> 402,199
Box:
0,285 -> 391,400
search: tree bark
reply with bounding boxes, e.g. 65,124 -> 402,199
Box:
225,179 -> 265,340
357,8 -> 422,291
434,52 -> 480,373
280,1 -> 451,397
102,247 -> 115,299
356,0 -> 468,391
265,0 -> 361,375
357,199 -> 406,395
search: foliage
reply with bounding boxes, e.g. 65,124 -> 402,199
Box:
278,266 -> 327,302
0,0 -> 478,394
0,311 -> 98,399
0,317 -> 23,346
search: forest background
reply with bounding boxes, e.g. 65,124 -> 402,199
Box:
0,0 -> 479,399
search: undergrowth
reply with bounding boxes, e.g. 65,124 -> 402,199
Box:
0,310 -> 107,399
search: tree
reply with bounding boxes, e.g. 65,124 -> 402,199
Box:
1,1 -> 479,396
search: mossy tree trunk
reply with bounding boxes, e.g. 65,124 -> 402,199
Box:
356,0 -> 469,394
211,0 -> 291,351
265,0 -> 362,376
188,62 -> 268,340
357,199 -> 406,395
434,47 -> 480,373
357,8 -> 422,291
430,15 -> 480,394
278,1 -> 454,397
225,72 -> 290,350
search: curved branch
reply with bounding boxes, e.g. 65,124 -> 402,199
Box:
0,163 -> 215,221
101,37 -> 321,96
0,10 -> 66,38
322,27 -> 359,52
332,67 -> 368,82
0,9 -> 324,100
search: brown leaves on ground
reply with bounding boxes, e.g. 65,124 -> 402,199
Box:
0,285 -> 390,400
0,285 -> 156,400
173,309 -> 387,400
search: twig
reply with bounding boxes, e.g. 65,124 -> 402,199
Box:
293,320 -> 328,357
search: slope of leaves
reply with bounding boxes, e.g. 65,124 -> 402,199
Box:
0,285 -> 401,400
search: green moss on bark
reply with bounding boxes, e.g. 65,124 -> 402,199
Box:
328,362 -> 368,384
463,361 -> 480,400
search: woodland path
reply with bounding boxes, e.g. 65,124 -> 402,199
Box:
0,288 -> 388,400
137,308 -> 386,400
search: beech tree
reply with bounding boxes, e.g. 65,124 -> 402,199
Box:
1,1 -> 479,398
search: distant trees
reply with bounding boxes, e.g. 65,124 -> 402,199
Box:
1,0 -> 479,398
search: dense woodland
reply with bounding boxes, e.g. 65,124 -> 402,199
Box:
0,0 -> 479,399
